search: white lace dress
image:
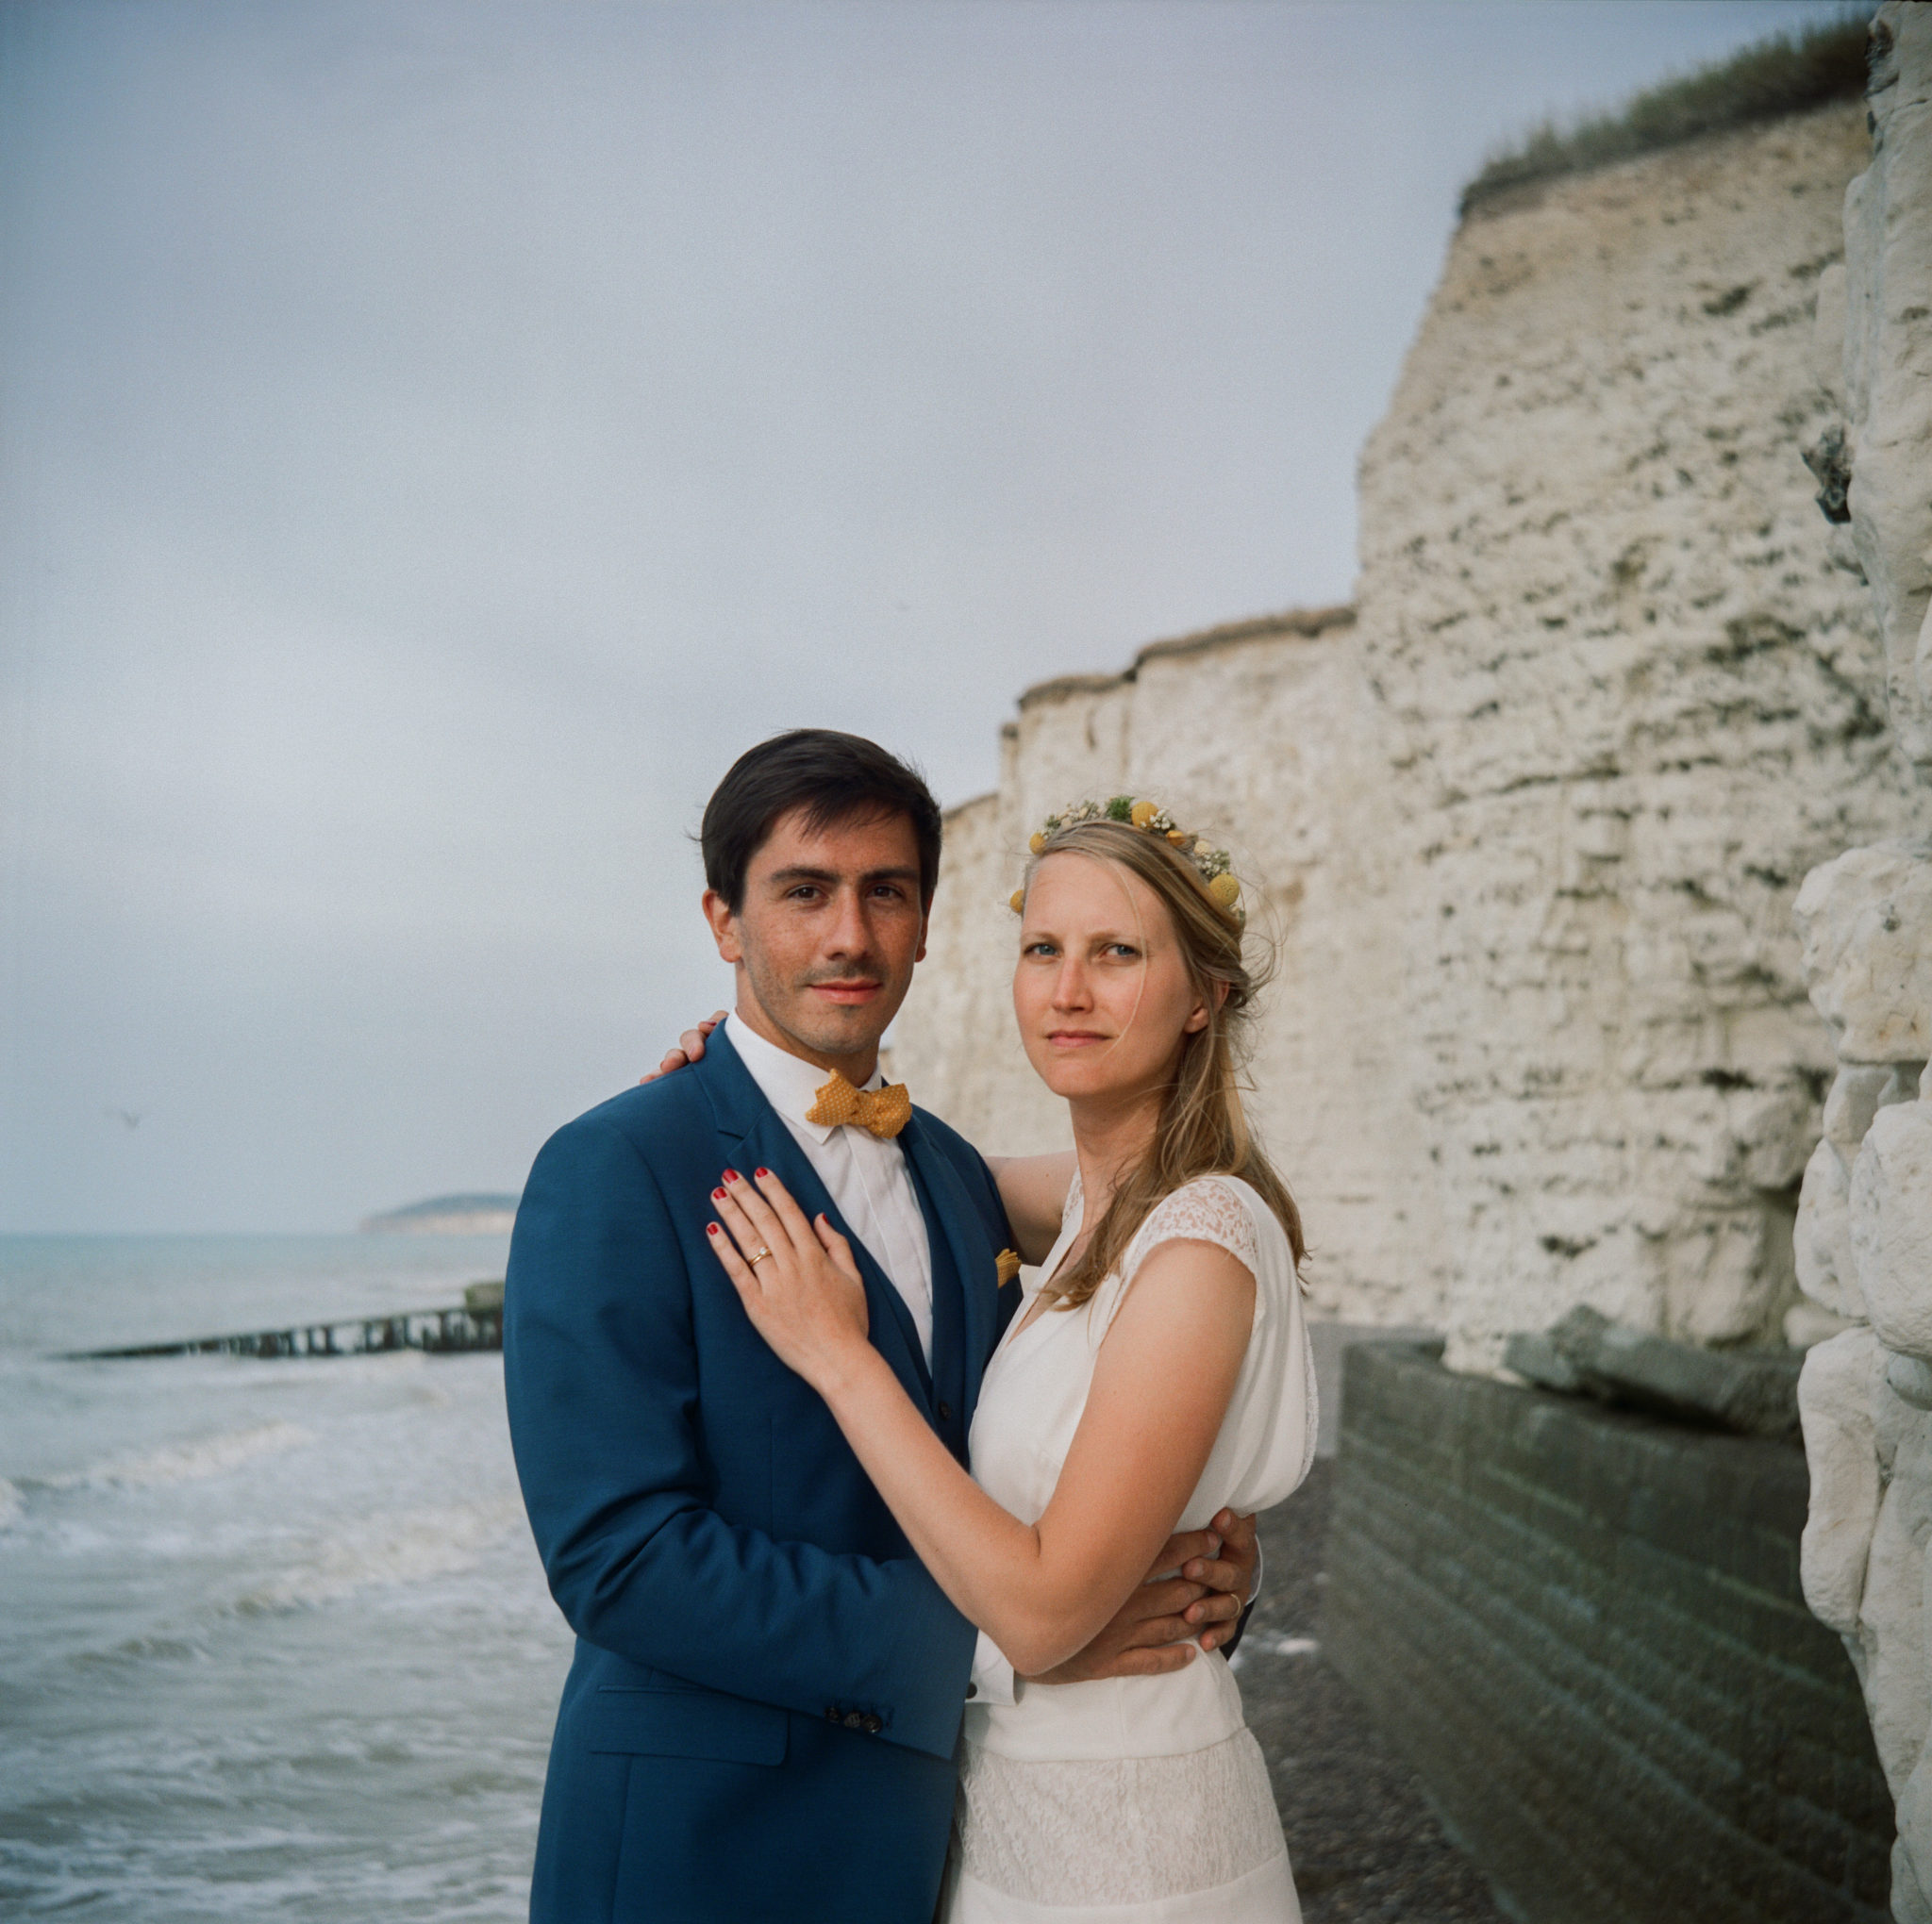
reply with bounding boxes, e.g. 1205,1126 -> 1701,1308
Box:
944,1172 -> 1318,1923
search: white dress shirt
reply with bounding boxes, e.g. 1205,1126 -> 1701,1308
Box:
724,1015 -> 935,1363
724,1013 -> 1017,1706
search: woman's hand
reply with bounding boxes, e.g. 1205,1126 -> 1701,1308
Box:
641,1010 -> 725,1084
707,1167 -> 872,1391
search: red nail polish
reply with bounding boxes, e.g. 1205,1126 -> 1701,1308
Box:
707,1222 -> 720,1236
723,1169 -> 740,1183
755,1167 -> 770,1179
712,1187 -> 726,1201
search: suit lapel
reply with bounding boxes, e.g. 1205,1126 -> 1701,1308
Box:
699,1029 -> 933,1413
898,1115 -> 1000,1421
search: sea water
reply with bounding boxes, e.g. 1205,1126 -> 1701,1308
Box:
0,1235 -> 574,1920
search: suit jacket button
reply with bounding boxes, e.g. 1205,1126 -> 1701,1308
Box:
937,1401 -> 954,1421
843,1711 -> 865,1731
965,1683 -> 977,1700
862,1714 -> 883,1734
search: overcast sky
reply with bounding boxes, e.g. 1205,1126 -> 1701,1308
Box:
0,0 -> 1856,1233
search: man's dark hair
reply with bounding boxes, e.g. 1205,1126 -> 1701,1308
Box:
701,730 -> 943,912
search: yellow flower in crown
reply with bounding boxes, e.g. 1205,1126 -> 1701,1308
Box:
1011,796 -> 1243,921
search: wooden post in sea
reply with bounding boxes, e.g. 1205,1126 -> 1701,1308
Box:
64,1281 -> 509,1361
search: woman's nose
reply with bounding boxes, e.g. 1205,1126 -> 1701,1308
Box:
1051,960 -> 1091,1007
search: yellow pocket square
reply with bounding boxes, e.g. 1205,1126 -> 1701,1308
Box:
995,1249 -> 1023,1286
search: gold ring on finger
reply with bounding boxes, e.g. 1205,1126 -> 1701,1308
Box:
747,1245 -> 774,1268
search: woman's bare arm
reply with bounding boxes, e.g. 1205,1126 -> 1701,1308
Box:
876,1236 -> 1253,1674
982,1152 -> 1077,1265
708,1167 -> 1254,1679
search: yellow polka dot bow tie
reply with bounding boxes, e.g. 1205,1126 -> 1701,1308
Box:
806,1071 -> 912,1140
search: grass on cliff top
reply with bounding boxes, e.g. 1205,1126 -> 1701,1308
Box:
1460,12 -> 1871,215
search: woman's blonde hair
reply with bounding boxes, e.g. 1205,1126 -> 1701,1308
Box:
1019,817 -> 1305,1311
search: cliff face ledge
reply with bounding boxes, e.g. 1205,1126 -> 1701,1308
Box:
895,95 -> 1919,1360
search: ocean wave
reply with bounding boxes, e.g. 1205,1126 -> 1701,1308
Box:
0,1477 -> 22,1529
236,1500 -> 523,1613
42,1420 -> 313,1491
74,1630 -> 213,1669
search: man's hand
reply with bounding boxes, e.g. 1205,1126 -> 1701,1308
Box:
1024,1508 -> 1258,1684
640,1011 -> 726,1084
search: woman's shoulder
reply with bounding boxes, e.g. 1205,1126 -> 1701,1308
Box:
1125,1173 -> 1284,1282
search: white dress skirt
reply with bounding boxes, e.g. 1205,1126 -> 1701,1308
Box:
942,1172 -> 1318,1923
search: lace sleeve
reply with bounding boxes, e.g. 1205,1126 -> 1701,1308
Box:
1121,1177 -> 1261,1286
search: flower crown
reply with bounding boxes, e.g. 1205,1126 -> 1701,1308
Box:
1009,796 -> 1242,920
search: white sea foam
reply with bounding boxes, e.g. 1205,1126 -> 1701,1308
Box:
238,1501 -> 524,1613
0,1478 -> 23,1530
46,1420 -> 313,1491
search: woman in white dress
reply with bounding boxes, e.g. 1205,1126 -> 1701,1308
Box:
706,803 -> 1316,1922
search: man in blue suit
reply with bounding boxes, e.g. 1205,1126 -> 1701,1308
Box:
505,731 -> 1257,1923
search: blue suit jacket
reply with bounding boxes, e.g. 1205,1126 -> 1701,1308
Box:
505,1026 -> 1016,1924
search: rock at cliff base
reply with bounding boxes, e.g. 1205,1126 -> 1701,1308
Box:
1794,840 -> 1932,1065
1510,1304 -> 1803,1442
1798,1324 -> 1883,1637
1853,1101 -> 1932,1360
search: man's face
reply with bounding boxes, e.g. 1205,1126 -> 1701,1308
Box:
703,805 -> 929,1075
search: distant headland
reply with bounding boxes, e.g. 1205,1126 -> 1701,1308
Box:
358,1193 -> 521,1235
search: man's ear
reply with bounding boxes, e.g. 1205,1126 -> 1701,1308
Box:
914,904 -> 931,966
702,889 -> 743,965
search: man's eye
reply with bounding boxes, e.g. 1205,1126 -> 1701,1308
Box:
789,887 -> 821,902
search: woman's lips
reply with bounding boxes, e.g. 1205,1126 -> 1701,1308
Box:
1045,1030 -> 1109,1047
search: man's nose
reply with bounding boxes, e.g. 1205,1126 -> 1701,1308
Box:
824,888 -> 871,956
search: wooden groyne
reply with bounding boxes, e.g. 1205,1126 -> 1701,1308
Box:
71,1282 -> 505,1361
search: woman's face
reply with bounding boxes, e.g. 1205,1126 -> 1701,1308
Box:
1011,851 -> 1209,1107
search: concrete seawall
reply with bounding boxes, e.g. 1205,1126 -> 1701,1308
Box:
1324,1342 -> 1890,1922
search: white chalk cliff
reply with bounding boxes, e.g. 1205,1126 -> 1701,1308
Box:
895,84 -> 1914,1371
894,14 -> 1932,1909
1790,8 -> 1932,1917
